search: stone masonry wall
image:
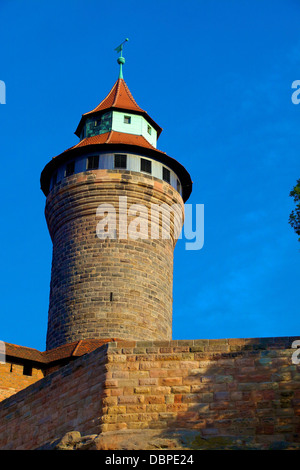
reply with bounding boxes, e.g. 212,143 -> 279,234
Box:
0,337 -> 299,450
0,344 -> 108,450
0,362 -> 44,402
45,170 -> 184,350
101,337 -> 300,446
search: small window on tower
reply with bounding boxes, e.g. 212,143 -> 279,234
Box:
114,154 -> 127,169
65,161 -> 75,177
141,158 -> 152,174
177,179 -> 181,193
163,167 -> 170,183
124,115 -> 131,124
147,125 -> 152,135
87,155 -> 99,170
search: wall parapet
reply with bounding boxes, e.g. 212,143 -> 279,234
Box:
0,336 -> 299,450
0,343 -> 110,449
106,336 -> 299,352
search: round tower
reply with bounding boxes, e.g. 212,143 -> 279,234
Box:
41,48 -> 192,350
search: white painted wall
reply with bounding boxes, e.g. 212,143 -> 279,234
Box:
111,111 -> 157,148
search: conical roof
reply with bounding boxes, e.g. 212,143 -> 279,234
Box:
84,78 -> 145,115
75,78 -> 162,138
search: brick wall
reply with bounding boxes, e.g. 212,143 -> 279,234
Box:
45,170 -> 184,349
102,337 -> 300,443
0,344 -> 109,450
0,362 -> 44,402
0,337 -> 299,449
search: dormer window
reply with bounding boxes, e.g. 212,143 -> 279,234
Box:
124,115 -> 131,124
65,161 -> 75,177
141,158 -> 151,174
163,167 -> 170,183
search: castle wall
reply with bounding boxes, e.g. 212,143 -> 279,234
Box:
45,169 -> 184,349
0,344 -> 109,450
102,337 -> 300,443
0,337 -> 299,450
0,362 -> 44,402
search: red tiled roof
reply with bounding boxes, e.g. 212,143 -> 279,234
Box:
83,78 -> 145,116
75,79 -> 162,138
5,343 -> 44,363
66,131 -> 165,154
4,338 -> 121,365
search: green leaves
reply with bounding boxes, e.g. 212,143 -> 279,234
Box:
289,179 -> 300,239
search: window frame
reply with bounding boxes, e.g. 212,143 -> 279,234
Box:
124,115 -> 131,124
162,166 -> 171,183
140,158 -> 152,174
114,154 -> 127,169
87,155 -> 99,170
177,179 -> 181,193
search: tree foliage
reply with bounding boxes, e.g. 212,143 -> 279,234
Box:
289,178 -> 300,240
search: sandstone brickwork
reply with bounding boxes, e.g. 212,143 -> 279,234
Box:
0,362 -> 43,402
0,339 -> 118,402
0,343 -> 108,449
0,336 -> 299,450
45,170 -> 184,350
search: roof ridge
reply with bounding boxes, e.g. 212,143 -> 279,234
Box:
71,137 -> 88,150
82,79 -> 145,116
106,130 -> 113,143
111,79 -> 121,108
72,340 -> 82,356
121,79 -> 143,111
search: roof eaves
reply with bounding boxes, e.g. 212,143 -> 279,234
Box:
4,339 -> 122,366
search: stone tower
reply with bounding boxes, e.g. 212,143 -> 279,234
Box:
40,46 -> 192,350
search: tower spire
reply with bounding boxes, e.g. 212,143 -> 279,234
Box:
114,38 -> 129,79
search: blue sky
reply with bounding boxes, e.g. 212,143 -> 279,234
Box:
0,0 -> 299,351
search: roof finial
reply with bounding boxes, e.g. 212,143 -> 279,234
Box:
115,38 -> 129,79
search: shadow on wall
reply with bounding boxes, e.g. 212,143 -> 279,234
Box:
93,338 -> 300,451
36,338 -> 300,451
153,339 -> 300,450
